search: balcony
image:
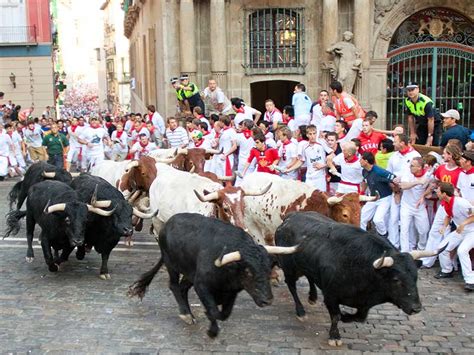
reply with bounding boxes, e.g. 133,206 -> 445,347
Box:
0,26 -> 37,45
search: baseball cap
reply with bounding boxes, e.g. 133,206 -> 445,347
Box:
191,131 -> 203,140
180,74 -> 189,81
170,77 -> 179,84
462,151 -> 474,163
440,109 -> 460,120
405,82 -> 419,90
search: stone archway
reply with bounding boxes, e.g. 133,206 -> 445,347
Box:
367,0 -> 473,129
250,80 -> 299,114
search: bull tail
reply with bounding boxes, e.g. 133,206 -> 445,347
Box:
8,181 -> 22,210
127,257 -> 164,300
3,210 -> 27,239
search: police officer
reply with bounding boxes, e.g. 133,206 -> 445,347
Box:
179,74 -> 205,114
170,76 -> 190,113
405,82 -> 441,146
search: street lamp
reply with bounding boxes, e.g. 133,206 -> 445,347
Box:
9,72 -> 16,88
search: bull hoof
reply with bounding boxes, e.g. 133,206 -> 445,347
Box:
48,263 -> 59,272
179,314 -> 196,325
328,339 -> 343,347
25,257 -> 34,263
296,315 -> 307,322
308,298 -> 317,306
99,273 -> 111,280
125,237 -> 134,247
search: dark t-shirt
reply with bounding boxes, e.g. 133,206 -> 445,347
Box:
362,165 -> 396,199
440,124 -> 470,147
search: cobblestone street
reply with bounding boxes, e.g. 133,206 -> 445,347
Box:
0,179 -> 472,354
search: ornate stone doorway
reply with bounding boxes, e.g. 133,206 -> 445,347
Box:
250,80 -> 299,114
386,8 -> 474,129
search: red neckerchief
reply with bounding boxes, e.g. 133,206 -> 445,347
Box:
282,139 -> 292,146
464,167 -> 474,175
235,107 -> 245,114
28,126 -> 35,131
105,122 -> 113,129
70,124 -> 78,133
265,109 -> 281,121
197,114 -> 205,119
345,155 -> 359,163
414,169 -> 427,178
134,123 -> 145,133
148,126 -> 155,134
338,133 -> 346,140
399,146 -> 414,156
91,124 -> 101,129
441,196 -> 455,218
194,139 -> 204,147
283,116 -> 294,124
187,127 -> 194,133
139,141 -> 149,149
241,129 -> 252,139
222,126 -> 231,132
214,131 -> 220,139
203,131 -> 210,136
78,122 -> 85,127
116,130 -> 124,139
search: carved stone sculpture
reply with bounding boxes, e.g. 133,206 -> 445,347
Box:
325,31 -> 362,94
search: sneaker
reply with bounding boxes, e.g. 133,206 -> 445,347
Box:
434,271 -> 454,279
464,283 -> 474,292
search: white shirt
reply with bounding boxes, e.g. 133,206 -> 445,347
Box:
23,126 -> 43,148
243,105 -> 259,121
310,104 -> 323,127
457,171 -> 474,204
401,171 -> 429,209
80,126 -> 108,157
278,141 -> 298,179
333,153 -> 363,188
8,131 -> 22,153
320,114 -> 337,132
264,109 -> 283,126
450,197 -> 474,234
340,118 -> 363,143
0,131 -> 13,156
387,148 -> 421,177
110,130 -> 129,153
151,112 -> 166,135
203,87 -> 232,114
131,141 -> 157,159
234,112 -> 248,127
219,127 -> 237,155
299,141 -> 332,180
236,131 -> 255,168
264,131 -> 277,148
130,126 -> 150,142
67,126 -> 84,148
166,126 -> 189,148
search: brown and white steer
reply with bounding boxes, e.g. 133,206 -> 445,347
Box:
149,164 -> 271,234
241,172 -> 374,245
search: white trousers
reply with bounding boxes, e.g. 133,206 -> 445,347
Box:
422,207 -> 447,267
85,155 -> 105,171
388,194 -> 401,248
305,176 -> 327,192
439,230 -> 474,283
399,205 -> 429,252
0,156 -> 8,176
67,146 -> 82,163
360,195 -> 391,235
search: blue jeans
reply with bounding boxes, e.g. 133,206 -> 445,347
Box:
48,154 -> 64,169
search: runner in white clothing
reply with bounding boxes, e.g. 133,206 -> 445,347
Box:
263,99 -> 283,131
5,123 -> 26,171
235,120 -> 256,185
130,134 -> 158,159
457,151 -> 474,204
286,125 -> 333,191
327,141 -> 363,193
215,116 -> 237,177
0,126 -> 14,178
399,157 -> 430,252
78,118 -> 110,170
276,126 -> 299,180
65,117 -> 84,171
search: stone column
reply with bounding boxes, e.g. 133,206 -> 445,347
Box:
322,0 -> 338,58
367,59 -> 390,129
210,0 -> 228,90
353,0 -> 371,107
179,0 -> 196,78
353,0 -> 371,66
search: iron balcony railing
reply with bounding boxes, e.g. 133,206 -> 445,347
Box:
0,25 -> 37,44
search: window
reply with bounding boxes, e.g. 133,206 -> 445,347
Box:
245,8 -> 304,74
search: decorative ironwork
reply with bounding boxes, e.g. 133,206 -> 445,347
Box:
386,45 -> 474,129
243,8 -> 305,75
389,8 -> 474,52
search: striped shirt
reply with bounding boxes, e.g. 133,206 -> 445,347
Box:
166,126 -> 189,148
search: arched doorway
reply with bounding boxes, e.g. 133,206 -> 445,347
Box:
250,80 -> 299,114
386,8 -> 474,129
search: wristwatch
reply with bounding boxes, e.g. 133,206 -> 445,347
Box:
427,133 -> 433,137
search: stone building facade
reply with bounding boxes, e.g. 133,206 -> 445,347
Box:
123,0 -> 473,129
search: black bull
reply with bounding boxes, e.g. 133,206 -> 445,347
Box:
128,213 -> 298,338
275,211 -> 445,347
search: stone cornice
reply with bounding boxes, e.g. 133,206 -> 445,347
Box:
124,4 -> 140,39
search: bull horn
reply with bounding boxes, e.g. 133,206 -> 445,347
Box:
189,165 -> 196,173
42,171 -> 56,178
93,200 -> 112,208
126,160 -> 139,171
87,205 -> 115,217
177,148 -> 188,155
215,251 -> 241,267
132,207 -> 157,219
154,155 -> 178,164
264,245 -> 299,254
243,182 -> 272,197
194,189 -> 219,203
217,172 -> 236,182
127,190 -> 142,204
205,148 -> 223,155
90,184 -> 99,206
409,244 -> 448,260
45,202 -> 67,214
327,196 -> 343,205
359,195 -> 378,202
373,251 -> 394,269
70,172 -> 80,178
